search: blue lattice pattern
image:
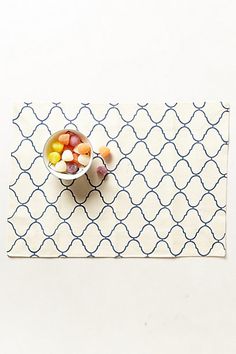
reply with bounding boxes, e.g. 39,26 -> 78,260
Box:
7,102 -> 229,257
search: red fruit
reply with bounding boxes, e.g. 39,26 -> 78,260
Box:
70,134 -> 81,147
63,145 -> 74,152
97,165 -> 108,177
66,162 -> 79,174
72,153 -> 80,165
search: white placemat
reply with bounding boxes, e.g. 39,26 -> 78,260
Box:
7,102 -> 229,257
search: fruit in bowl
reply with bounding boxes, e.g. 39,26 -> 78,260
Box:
43,129 -> 93,180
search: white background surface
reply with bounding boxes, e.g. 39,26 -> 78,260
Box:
0,1 -> 235,353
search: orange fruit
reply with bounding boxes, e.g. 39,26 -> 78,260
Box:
58,133 -> 70,145
74,143 -> 91,155
99,146 -> 110,158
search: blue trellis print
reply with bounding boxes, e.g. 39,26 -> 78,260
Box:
7,102 -> 229,257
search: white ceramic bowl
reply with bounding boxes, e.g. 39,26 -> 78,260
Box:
43,129 -> 93,180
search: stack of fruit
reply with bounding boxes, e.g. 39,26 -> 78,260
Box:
48,132 -> 91,174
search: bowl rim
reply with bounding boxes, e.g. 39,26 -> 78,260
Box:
43,129 -> 93,180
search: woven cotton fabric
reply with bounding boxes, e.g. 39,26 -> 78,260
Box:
7,102 -> 229,257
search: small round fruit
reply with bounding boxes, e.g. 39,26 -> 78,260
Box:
52,141 -> 64,153
74,143 -> 91,155
48,152 -> 61,165
66,162 -> 79,174
72,153 -> 80,165
97,165 -> 108,177
70,134 -> 81,147
55,160 -> 67,173
99,146 -> 110,158
58,133 -> 70,145
78,154 -> 90,166
62,150 -> 74,162
63,144 -> 74,152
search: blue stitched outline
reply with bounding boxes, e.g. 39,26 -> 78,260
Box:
7,102 -> 229,257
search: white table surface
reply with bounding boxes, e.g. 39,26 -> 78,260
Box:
0,1 -> 236,353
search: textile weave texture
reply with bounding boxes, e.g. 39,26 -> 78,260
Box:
7,102 -> 229,257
